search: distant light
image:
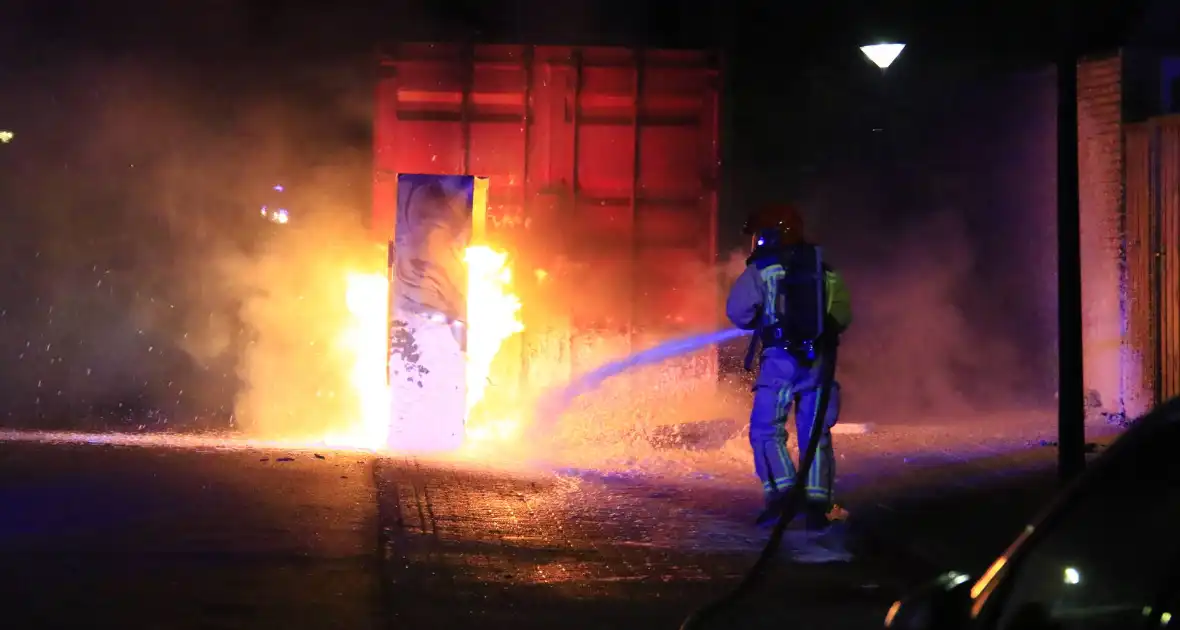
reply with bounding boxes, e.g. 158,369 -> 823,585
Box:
260,205 -> 290,225
884,601 -> 901,627
860,43 -> 906,69
1063,567 -> 1080,585
273,184 -> 284,192
0,131 -> 13,144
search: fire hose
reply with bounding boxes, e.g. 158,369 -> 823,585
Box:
678,336 -> 839,630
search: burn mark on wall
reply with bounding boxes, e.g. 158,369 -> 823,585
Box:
389,320 -> 430,389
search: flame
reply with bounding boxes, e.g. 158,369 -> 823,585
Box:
460,246 -> 526,450
323,272 -> 391,450
325,244 -> 524,452
464,246 -> 524,416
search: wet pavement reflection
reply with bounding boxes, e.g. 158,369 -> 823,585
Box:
0,418 -> 1102,629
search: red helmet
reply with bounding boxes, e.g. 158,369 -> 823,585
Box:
743,203 -> 806,245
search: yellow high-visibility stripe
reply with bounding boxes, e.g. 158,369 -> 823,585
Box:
773,387 -> 796,492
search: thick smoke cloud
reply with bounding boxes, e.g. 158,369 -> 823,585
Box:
825,71 -> 1056,423
0,2 -> 1056,440
0,58 -> 235,428
0,48 -> 375,437
832,214 -> 1029,421
0,0 -> 674,437
718,64 -> 1058,426
717,213 -> 1031,426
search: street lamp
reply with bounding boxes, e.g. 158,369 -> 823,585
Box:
860,43 -> 906,70
861,43 -> 905,130
0,130 -> 13,144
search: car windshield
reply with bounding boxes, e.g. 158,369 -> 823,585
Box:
990,416 -> 1180,629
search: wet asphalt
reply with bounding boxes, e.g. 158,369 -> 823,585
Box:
0,428 -> 1090,630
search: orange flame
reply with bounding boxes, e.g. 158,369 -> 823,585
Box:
325,245 -> 525,451
462,246 -> 525,443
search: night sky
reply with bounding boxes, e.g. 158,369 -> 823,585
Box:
0,0 -> 1146,239
0,0 -> 1160,426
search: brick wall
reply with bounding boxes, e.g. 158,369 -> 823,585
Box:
1076,54 -> 1126,419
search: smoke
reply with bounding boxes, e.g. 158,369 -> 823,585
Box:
0,0 -> 684,438
534,190 -> 1048,471
0,48 -> 376,437
517,198 -> 1047,474
702,61 -> 1058,429
713,210 -> 1042,426
0,58 -> 228,428
1,5 -> 1053,444
201,214 -> 380,440
834,213 -> 1030,422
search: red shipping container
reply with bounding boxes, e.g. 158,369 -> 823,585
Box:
374,42 -> 720,381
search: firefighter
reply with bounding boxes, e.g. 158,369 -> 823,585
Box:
725,203 -> 852,543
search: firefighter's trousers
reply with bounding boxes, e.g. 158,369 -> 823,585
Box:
748,376 -> 840,507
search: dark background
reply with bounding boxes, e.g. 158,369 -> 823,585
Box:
0,0 -> 1160,428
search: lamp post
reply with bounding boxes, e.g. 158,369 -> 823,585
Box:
1056,6 -> 1086,485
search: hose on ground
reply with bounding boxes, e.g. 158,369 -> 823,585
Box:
678,344 -> 838,630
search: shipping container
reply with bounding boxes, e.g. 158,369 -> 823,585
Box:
373,43 -> 721,388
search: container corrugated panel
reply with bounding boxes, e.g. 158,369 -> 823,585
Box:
374,43 -> 720,381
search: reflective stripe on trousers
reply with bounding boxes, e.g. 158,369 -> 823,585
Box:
748,383 -> 838,505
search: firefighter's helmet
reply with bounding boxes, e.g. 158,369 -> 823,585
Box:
744,203 -> 805,247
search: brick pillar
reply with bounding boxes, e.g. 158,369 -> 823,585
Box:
1076,54 -> 1125,420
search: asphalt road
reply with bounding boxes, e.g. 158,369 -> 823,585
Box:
1,442 -> 379,630
0,425 -> 1096,630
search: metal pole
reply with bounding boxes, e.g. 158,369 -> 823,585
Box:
1056,29 -> 1087,484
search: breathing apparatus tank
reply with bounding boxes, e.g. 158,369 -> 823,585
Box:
743,204 -> 828,365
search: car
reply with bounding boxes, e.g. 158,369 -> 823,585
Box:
884,397 -> 1180,630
